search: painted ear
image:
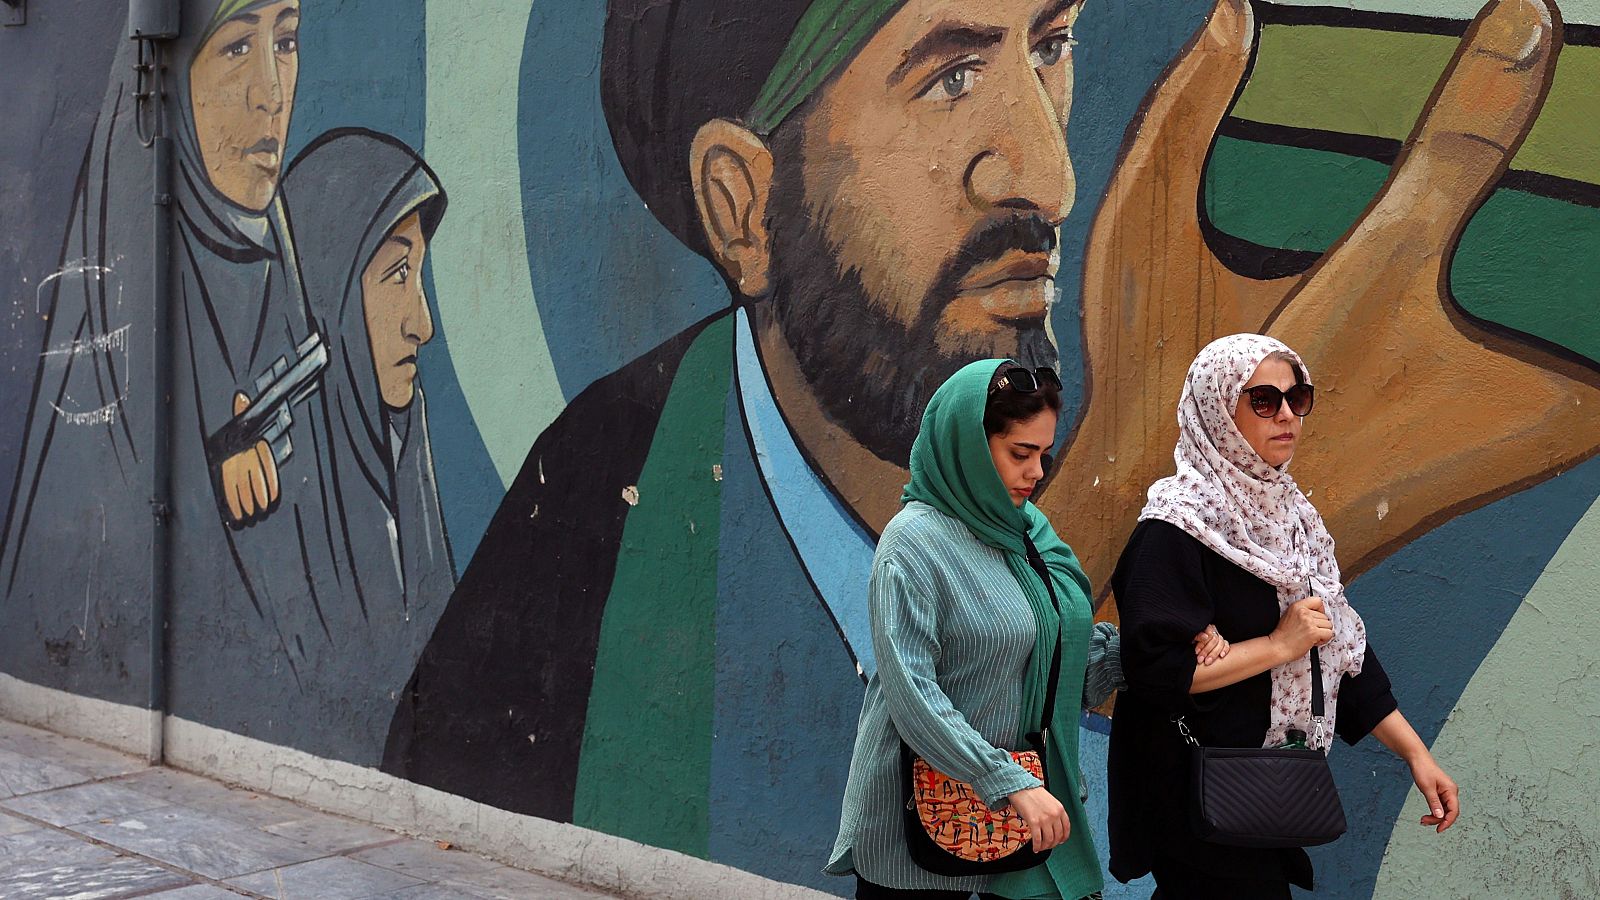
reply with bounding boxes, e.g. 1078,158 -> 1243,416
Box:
690,119 -> 775,298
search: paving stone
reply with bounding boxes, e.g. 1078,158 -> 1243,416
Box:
189,790 -> 318,829
1,779 -> 169,826
350,840 -> 507,882
445,865 -> 621,900
144,885 -> 253,898
0,851 -> 190,899
260,814 -> 400,855
0,809 -> 40,836
229,855 -> 426,898
117,766 -> 250,807
0,720 -> 147,780
75,805 -> 325,880
0,826 -> 107,868
0,720 -> 636,899
352,840 -> 617,899
382,885 -> 487,899
0,746 -> 95,799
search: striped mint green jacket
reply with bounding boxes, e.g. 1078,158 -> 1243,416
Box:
826,500 -> 1122,897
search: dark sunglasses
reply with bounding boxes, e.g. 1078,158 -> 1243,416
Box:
1242,383 -> 1315,418
989,365 -> 1062,395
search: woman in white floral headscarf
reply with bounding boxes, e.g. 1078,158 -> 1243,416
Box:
1104,334 -> 1459,898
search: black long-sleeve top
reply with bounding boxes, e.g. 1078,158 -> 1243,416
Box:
1106,520 -> 1398,889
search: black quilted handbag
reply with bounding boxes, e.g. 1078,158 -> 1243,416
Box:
1176,646 -> 1347,848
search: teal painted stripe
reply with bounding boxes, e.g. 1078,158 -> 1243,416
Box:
424,0 -> 565,488
1204,136 -> 1600,362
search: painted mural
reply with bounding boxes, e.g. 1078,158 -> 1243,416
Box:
1,0 -> 1596,897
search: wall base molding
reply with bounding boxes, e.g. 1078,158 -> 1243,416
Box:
0,673 -> 833,900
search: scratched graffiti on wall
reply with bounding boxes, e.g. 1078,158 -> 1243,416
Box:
2,0 -> 1598,896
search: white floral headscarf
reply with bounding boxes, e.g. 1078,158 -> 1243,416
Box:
1139,334 -> 1367,750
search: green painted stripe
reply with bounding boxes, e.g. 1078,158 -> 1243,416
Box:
1205,137 -> 1600,362
1232,25 -> 1600,185
1267,0 -> 1600,25
572,316 -> 733,857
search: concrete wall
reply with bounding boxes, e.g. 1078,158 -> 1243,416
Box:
2,1 -> 1597,897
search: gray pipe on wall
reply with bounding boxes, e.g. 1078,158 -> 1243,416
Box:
149,125 -> 172,765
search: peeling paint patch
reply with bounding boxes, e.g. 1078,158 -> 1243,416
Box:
1377,498 -> 1390,521
622,485 -> 640,506
711,464 -> 723,482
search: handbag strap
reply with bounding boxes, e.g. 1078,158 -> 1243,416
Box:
1021,534 -> 1063,745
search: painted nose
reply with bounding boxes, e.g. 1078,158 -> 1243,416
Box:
404,287 -> 434,347
964,58 -> 1073,222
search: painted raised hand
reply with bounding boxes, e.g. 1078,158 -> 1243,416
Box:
1048,0 -> 1600,602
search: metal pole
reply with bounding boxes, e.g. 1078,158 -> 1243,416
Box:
148,61 -> 173,768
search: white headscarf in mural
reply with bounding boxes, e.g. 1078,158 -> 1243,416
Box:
1139,333 -> 1367,750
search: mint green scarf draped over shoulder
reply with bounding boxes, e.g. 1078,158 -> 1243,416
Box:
901,360 -> 1092,750
902,359 -> 1102,899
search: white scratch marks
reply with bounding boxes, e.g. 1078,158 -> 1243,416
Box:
42,323 -> 130,358
48,400 -> 120,426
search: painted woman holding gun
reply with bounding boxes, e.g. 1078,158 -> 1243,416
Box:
1,1 -> 359,747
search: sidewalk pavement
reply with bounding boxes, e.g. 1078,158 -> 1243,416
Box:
0,718 -> 620,899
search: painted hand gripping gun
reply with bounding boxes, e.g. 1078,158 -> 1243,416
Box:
204,331 -> 329,516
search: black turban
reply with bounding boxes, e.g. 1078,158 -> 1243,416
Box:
600,0 -> 816,257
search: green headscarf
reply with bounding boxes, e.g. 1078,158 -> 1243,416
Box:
901,359 -> 1093,750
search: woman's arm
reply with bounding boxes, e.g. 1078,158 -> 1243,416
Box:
871,556 -> 1040,809
1083,623 -> 1230,709
1187,633 -> 1292,694
1187,597 -> 1333,694
1371,709 -> 1461,833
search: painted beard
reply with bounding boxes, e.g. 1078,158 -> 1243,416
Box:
760,164 -> 1059,468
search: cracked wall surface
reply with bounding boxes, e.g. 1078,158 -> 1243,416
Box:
2,1 -> 1599,897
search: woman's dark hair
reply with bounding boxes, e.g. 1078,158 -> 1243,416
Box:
983,368 -> 1063,437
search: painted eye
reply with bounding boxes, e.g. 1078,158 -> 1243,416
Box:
276,34 -> 299,54
1031,31 -> 1077,68
391,262 -> 411,285
222,38 -> 251,59
923,64 -> 978,101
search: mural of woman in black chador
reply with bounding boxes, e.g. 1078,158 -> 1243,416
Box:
0,0 -> 401,761
279,127 -> 456,672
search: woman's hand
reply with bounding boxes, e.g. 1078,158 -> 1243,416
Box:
219,392 -> 280,526
1408,754 -> 1461,833
1007,786 -> 1070,851
1193,624 -> 1230,666
1269,597 -> 1333,660
1370,709 -> 1461,834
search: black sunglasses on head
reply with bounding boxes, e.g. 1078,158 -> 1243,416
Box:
989,364 -> 1062,396
1242,383 -> 1315,418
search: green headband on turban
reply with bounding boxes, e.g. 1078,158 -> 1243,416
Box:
746,0 -> 904,134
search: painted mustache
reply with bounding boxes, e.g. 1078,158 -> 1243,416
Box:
933,215 -> 1059,301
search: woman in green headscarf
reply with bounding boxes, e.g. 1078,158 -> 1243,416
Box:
827,360 -> 1226,899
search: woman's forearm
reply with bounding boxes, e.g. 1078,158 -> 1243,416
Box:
1188,634 -> 1292,694
1370,709 -> 1430,763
